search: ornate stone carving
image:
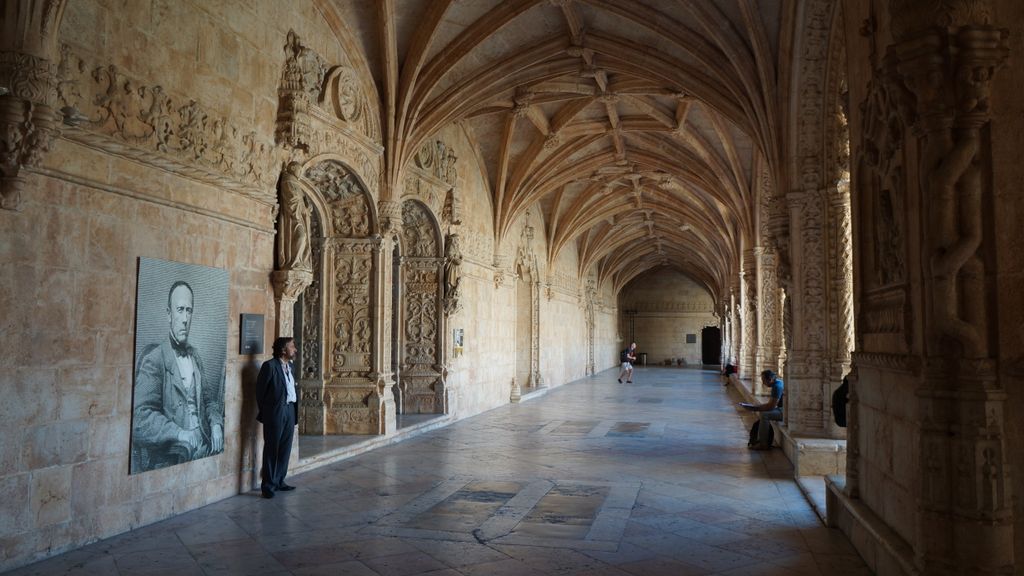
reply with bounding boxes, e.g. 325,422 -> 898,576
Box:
53,48 -> 276,202
413,139 -> 457,186
398,199 -> 443,414
318,65 -> 377,141
276,162 -> 313,271
378,199 -> 402,236
299,212 -> 323,380
276,30 -> 326,151
304,160 -> 372,237
401,201 -> 438,257
330,249 -> 373,376
0,0 -> 66,210
443,233 -> 463,316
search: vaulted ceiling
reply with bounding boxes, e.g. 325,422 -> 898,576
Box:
335,0 -> 784,300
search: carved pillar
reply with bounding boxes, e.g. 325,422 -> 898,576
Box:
887,7 -> 1013,572
370,235 -> 397,434
755,246 -> 784,388
739,249 -> 758,387
785,187 -> 833,436
585,281 -> 596,376
0,0 -> 66,210
829,190 -> 854,385
728,281 -> 741,367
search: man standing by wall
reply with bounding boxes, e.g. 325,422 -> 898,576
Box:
257,337 -> 299,498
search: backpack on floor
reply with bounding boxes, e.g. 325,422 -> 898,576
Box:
748,419 -> 774,447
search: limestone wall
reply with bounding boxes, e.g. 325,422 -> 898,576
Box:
618,270 -> 717,366
0,159 -> 276,569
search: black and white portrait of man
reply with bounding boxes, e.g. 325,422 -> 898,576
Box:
130,257 -> 228,474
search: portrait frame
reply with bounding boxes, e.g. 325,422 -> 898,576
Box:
129,257 -> 229,474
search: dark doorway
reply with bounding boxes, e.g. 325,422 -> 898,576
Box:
701,326 -> 721,365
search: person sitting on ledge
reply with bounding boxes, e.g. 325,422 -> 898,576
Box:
739,369 -> 784,450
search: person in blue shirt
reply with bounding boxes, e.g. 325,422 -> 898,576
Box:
741,369 -> 784,450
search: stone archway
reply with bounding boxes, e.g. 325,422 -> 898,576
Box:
294,158 -> 392,435
397,200 -> 445,414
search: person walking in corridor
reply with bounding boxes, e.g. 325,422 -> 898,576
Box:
618,342 -> 637,383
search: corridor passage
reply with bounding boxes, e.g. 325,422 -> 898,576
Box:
10,368 -> 871,576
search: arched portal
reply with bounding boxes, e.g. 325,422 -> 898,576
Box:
294,159 -> 388,435
398,200 -> 445,414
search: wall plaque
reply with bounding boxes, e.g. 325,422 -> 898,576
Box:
240,314 -> 265,355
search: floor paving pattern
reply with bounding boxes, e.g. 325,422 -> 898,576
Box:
7,368 -> 872,575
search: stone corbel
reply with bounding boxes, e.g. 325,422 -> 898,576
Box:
0,1 -> 67,211
271,268 -> 313,337
378,199 -> 402,237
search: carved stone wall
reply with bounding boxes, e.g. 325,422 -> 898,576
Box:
827,1 -> 1017,574
399,201 -> 444,414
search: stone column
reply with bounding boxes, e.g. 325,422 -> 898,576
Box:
755,246 -> 784,388
784,188 -> 832,436
829,190 -> 854,386
739,250 -> 758,385
369,236 -> 397,434
728,282 -> 741,367
0,0 -> 66,210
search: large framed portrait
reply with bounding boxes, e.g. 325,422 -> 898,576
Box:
130,257 -> 229,474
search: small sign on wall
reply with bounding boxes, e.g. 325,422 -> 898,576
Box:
240,314 -> 264,354
453,328 -> 464,357
685,333 -> 697,344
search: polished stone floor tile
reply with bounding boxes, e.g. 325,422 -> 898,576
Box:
6,367 -> 872,576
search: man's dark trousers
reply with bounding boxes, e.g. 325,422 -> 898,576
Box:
261,402 -> 294,492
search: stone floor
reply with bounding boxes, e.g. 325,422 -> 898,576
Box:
7,368 -> 872,576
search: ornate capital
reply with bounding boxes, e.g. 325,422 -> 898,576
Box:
271,269 -> 313,302
0,1 -> 67,210
378,199 -> 402,236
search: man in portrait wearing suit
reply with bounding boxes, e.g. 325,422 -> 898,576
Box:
132,281 -> 224,473
257,336 -> 299,498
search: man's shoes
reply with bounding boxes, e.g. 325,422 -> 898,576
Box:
617,379 -> 622,383
278,484 -> 296,491
626,381 -> 633,384
261,489 -> 275,499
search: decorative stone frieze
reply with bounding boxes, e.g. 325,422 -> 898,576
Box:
51,46 -> 278,202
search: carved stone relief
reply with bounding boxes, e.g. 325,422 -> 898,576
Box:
414,139 -> 458,186
304,160 -> 372,237
53,46 -> 276,202
399,200 -> 443,414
